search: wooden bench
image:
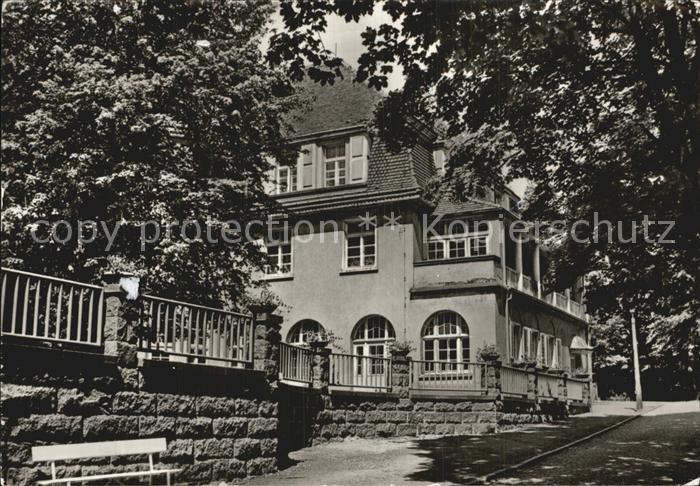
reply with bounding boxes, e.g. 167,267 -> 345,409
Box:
32,438 -> 180,485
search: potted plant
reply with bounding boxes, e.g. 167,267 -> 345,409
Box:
477,342 -> 501,363
573,366 -> 589,378
304,329 -> 337,349
389,340 -> 415,358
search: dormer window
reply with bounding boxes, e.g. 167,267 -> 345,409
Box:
323,142 -> 347,187
276,165 -> 297,194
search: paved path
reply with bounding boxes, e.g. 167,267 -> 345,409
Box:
243,401 -> 698,485
496,401 -> 700,485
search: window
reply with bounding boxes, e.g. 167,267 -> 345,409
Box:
324,142 -> 346,187
344,221 -> 376,270
263,233 -> 292,276
511,323 -> 522,361
421,311 -> 470,371
352,316 -> 395,376
286,320 -> 325,345
426,220 -> 489,261
433,147 -> 446,175
276,165 -> 297,194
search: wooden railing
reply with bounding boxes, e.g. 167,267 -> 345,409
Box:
500,366 -> 530,397
279,342 -> 312,384
506,267 -> 519,288
410,360 -> 485,392
537,373 -> 561,399
1,268 -> 104,346
567,378 -> 586,401
329,353 -> 391,390
140,295 -> 253,367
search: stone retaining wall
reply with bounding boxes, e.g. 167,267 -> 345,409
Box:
0,344 -> 278,485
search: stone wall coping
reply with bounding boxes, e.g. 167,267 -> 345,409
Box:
328,388 -> 399,400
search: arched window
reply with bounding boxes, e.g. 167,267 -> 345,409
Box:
352,315 -> 395,358
421,311 -> 470,367
286,319 -> 324,346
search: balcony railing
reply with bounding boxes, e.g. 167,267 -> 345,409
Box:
537,372 -> 561,399
410,360 -> 485,393
1,268 -> 104,346
279,342 -> 313,385
500,366 -> 530,397
505,267 -> 587,320
140,295 -> 253,367
567,377 -> 586,401
329,353 -> 392,391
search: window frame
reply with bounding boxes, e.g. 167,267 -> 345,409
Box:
343,220 -> 377,271
286,320 -> 324,346
276,165 -> 297,194
421,311 -> 470,372
262,232 -> 292,277
323,140 -> 347,188
426,220 -> 490,261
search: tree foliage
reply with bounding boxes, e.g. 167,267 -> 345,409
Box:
270,0 -> 700,393
2,0 -> 298,307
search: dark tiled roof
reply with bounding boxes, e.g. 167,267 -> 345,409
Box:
286,69 -> 382,139
432,195 -> 502,216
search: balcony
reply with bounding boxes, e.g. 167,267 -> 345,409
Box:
503,267 -> 588,321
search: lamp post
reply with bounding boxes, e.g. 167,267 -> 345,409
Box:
630,308 -> 643,411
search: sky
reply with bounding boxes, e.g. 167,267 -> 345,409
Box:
268,7 -> 528,198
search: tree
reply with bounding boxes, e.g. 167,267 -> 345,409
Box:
2,0 -> 299,307
269,0 -> 700,395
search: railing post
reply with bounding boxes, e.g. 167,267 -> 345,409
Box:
310,344 -> 331,393
249,304 -> 282,388
389,351 -> 411,398
102,273 -> 141,367
558,373 -> 568,402
482,358 -> 502,398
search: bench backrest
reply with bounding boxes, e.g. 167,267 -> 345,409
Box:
32,438 -> 167,463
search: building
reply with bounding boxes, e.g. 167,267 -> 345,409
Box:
257,75 -> 592,382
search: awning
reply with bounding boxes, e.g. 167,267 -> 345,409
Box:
570,335 -> 593,351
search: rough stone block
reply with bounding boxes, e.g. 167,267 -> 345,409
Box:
396,423 -> 418,436
418,424 -> 436,435
258,401 -> 278,417
178,461 -> 213,483
247,418 -> 277,438
113,392 -> 156,415
246,457 -> 277,476
234,438 -> 261,460
119,367 -> 139,391
414,401 -> 434,411
235,398 -> 259,417
195,438 -> 236,459
434,402 -> 456,412
11,415 -> 81,442
346,410 -> 365,423
316,410 -> 333,424
4,442 -> 32,466
455,401 -> 473,411
376,423 -> 397,437
435,423 -> 456,435
386,411 -> 408,423
332,410 -> 346,422
1,384 -> 54,416
462,412 -> 479,423
139,416 -> 176,438
444,412 -> 462,423
472,401 -> 496,411
365,411 -> 386,423
454,423 -> 473,435
354,423 -> 377,438
160,439 -> 194,462
83,415 -> 139,440
197,396 -> 236,417
407,412 -> 423,424
358,401 -> 377,411
57,388 -> 110,415
397,399 -> 414,410
157,394 -> 196,417
176,417 -> 212,438
478,411 -> 499,423
260,438 -> 278,457
212,418 -> 247,438
377,401 -> 397,411
424,412 -> 445,423
472,423 -> 496,434
212,459 -> 246,481
320,424 -> 338,439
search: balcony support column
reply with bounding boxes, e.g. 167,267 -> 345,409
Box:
533,244 -> 541,298
515,236 -> 523,290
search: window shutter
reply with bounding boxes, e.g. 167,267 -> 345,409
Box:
349,135 -> 367,182
301,144 -> 315,189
